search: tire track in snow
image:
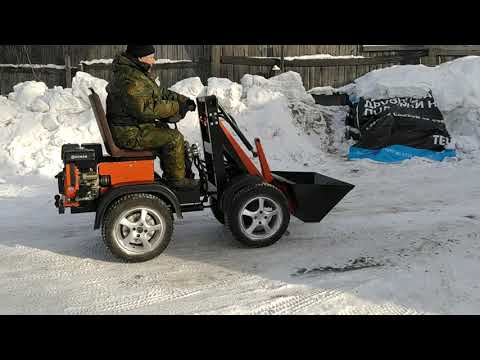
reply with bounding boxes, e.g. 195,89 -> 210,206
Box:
251,286 -> 417,315
249,287 -> 348,315
64,273 -> 262,314
248,272 -> 388,315
65,287 -> 201,314
336,302 -> 423,315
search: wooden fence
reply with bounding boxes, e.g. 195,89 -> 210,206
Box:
215,46 -> 429,89
1,45 -> 479,95
0,66 -> 66,96
0,45 -> 211,95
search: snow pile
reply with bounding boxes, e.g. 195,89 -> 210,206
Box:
8,81 -> 48,108
238,72 -> 348,155
171,72 -> 349,166
169,77 -> 205,100
2,56 -> 480,180
339,56 -> 480,154
206,78 -> 246,113
242,72 -> 315,105
0,72 -> 105,176
172,77 -> 327,169
6,78 -> 93,114
0,70 -> 347,177
0,97 -> 19,125
71,71 -> 109,108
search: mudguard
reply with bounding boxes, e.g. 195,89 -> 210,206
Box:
94,183 -> 182,230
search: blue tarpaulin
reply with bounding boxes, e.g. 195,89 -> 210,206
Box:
348,145 -> 457,163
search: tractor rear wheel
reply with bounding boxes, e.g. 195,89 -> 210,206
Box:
102,193 -> 173,263
226,183 -> 290,248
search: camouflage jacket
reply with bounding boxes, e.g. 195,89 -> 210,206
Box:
106,52 -> 187,126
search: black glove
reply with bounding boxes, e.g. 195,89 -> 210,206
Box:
186,99 -> 196,112
179,99 -> 197,117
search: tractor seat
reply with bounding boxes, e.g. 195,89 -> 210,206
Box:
88,88 -> 154,158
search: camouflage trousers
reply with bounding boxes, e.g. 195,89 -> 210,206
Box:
111,123 -> 186,181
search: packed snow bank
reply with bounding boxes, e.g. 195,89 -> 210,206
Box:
206,78 -> 246,113
4,57 -> 480,179
71,71 -> 109,108
0,98 -> 19,125
242,72 -> 315,106
8,81 -> 49,108
339,56 -> 480,154
174,72 -> 347,168
0,72 -> 105,176
0,70 -> 346,178
4,56 -> 480,180
169,77 -> 205,100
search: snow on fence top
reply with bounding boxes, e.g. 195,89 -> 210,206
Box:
252,54 -> 365,60
308,86 -> 338,96
0,64 -> 66,70
80,59 -> 193,66
80,59 -> 113,65
285,54 -> 365,60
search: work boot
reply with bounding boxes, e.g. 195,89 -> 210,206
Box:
168,178 -> 200,191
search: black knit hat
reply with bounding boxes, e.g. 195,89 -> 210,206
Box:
126,45 -> 155,58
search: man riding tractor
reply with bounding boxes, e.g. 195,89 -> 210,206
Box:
106,44 -> 198,190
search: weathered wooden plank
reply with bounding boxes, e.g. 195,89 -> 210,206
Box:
314,58 -> 322,88
0,66 -> 67,74
64,54 -> 72,88
291,51 -> 428,67
221,56 -> 280,67
237,45 -> 250,82
428,45 -> 480,51
225,44 -> 234,81
339,45 -> 348,86
211,45 -> 222,78
430,48 -> 480,56
280,45 -> 285,72
362,45 -> 429,52
81,61 -> 197,73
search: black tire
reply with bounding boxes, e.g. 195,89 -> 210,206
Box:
210,197 -> 225,224
102,193 -> 173,263
221,174 -> 263,225
226,183 -> 290,248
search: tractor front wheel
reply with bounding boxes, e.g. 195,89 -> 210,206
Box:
209,197 -> 225,224
226,183 -> 290,248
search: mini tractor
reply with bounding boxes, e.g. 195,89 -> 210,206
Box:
54,89 -> 355,262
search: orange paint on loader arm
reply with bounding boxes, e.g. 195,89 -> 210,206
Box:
219,120 -> 261,177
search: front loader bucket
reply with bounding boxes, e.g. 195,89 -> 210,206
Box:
272,171 -> 355,223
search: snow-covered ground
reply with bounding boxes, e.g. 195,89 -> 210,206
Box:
1,58 -> 480,314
